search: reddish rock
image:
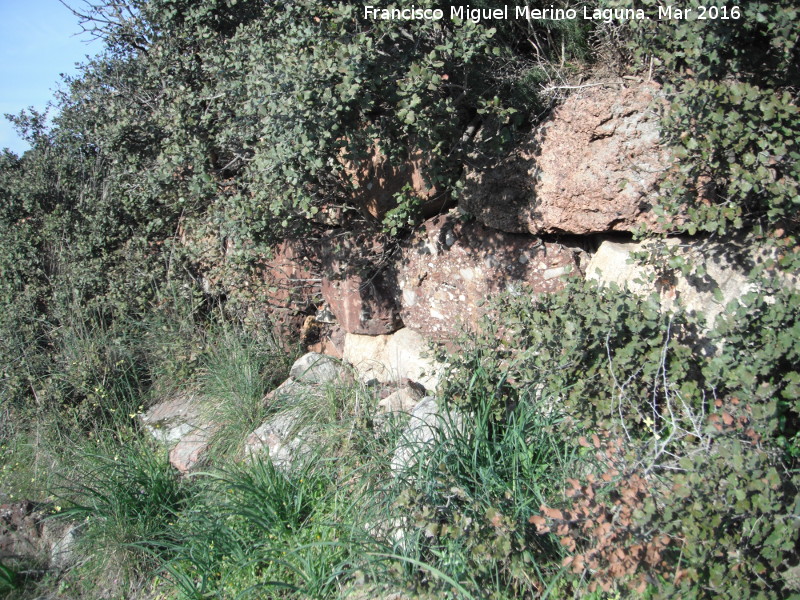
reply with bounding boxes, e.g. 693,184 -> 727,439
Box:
462,82 -> 672,235
140,394 -> 219,473
169,425 -> 219,474
321,273 -> 403,335
306,323 -> 346,358
261,240 -> 323,339
397,214 -> 581,338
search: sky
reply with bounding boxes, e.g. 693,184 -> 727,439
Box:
0,1 -> 103,154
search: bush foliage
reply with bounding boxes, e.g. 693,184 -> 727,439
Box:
0,1 -> 798,598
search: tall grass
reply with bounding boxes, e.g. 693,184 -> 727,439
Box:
160,455 -> 365,599
0,288 -> 588,599
197,320 -> 296,460
380,372 -> 574,599
53,431 -> 191,594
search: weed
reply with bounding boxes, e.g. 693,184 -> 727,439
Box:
198,321 -> 295,460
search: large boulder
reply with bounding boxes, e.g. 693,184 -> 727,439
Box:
343,327 -> 443,391
317,229 -> 404,336
461,82 -> 671,235
397,214 -> 582,338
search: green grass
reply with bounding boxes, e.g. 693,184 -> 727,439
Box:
376,381 -> 574,599
51,431 -> 190,590
197,321 -> 296,461
0,302 -> 605,600
0,300 -> 673,600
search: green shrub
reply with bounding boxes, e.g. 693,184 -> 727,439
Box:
706,285 -> 800,459
441,279 -> 706,436
446,278 -> 799,597
608,0 -> 800,263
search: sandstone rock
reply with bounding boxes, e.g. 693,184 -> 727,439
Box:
587,238 -> 766,328
260,240 -> 323,340
341,144 -> 448,220
169,425 -> 219,473
343,328 -> 442,391
140,395 -> 218,473
289,352 -> 348,385
140,394 -> 203,445
321,273 -> 403,335
397,214 -> 581,338
462,83 -> 671,235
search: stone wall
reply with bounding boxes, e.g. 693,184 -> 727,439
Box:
142,81 -> 794,474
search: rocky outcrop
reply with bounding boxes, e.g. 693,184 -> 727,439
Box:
141,80 -> 779,479
140,394 -> 218,473
342,145 -> 448,220
397,214 -> 582,338
462,82 -> 671,235
243,353 -> 351,467
0,501 -> 79,571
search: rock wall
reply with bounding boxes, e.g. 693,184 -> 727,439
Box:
395,215 -> 582,338
142,81 -> 794,474
461,82 -> 671,235
311,80 -> 774,376
318,82 -> 674,345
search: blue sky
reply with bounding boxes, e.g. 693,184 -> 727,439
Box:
0,1 -> 103,154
